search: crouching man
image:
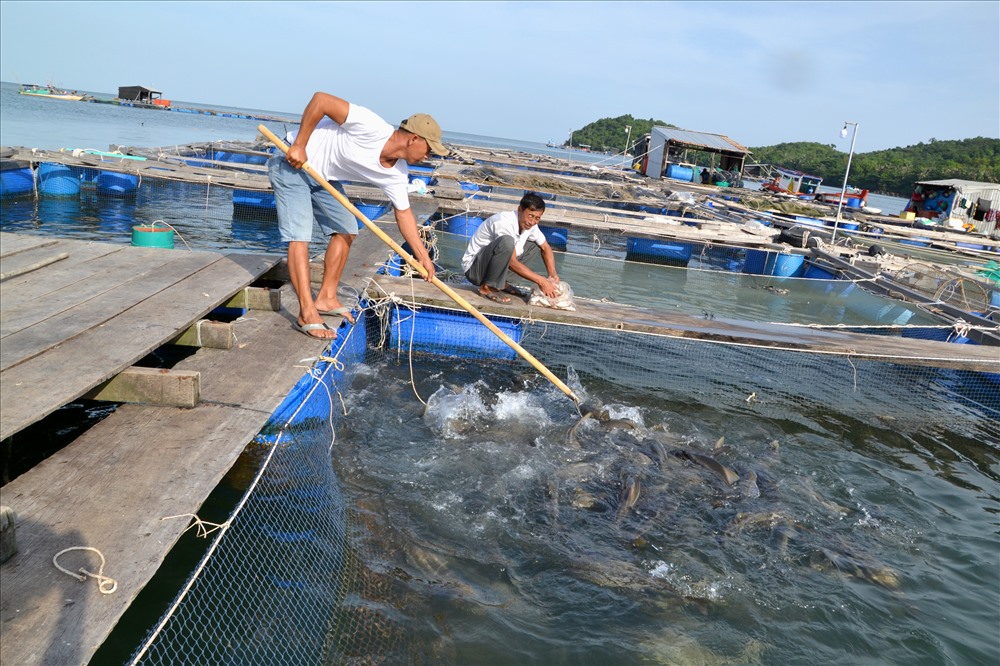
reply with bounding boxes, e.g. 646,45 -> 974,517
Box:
461,192 -> 559,304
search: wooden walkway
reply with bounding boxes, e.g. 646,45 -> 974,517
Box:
0,226 -> 400,665
367,275 -> 1000,373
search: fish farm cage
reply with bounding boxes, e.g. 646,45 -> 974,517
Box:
2,152 -> 999,664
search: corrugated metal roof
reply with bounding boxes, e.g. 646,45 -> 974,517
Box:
651,126 -> 750,154
914,178 -> 1000,191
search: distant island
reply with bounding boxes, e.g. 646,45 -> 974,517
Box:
567,115 -> 1000,197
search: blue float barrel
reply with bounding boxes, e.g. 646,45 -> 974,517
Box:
0,164 -> 34,198
540,226 -> 567,249
38,163 -> 80,197
354,202 -> 388,229
445,215 -> 484,238
666,164 -> 694,182
389,307 -> 522,361
97,171 -> 138,197
744,249 -> 805,277
625,237 -> 693,267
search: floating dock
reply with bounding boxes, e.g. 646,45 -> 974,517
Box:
368,274 -> 1000,373
0,225 -> 399,665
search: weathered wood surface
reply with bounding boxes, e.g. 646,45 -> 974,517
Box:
0,285 -> 334,666
367,275 -> 1000,372
434,196 -> 786,248
0,233 -> 282,440
0,213 -> 415,665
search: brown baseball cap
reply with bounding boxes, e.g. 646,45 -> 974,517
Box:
399,113 -> 449,157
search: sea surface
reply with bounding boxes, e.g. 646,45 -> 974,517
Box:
0,80 -> 907,214
3,79 -> 997,665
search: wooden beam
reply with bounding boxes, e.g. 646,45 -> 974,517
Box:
263,260 -> 327,286
170,319 -> 236,349
222,286 -> 282,311
83,366 -> 200,407
0,506 -> 16,564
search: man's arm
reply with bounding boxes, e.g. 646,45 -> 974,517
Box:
539,243 -> 559,284
509,243 -> 558,297
287,92 -> 350,169
394,207 -> 436,282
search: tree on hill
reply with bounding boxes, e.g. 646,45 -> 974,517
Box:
566,115 -> 674,153
750,137 -> 1000,196
569,116 -> 999,196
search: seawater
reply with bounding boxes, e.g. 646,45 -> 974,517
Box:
0,81 -> 625,169
330,342 -> 999,665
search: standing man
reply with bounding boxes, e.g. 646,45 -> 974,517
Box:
461,192 -> 560,304
268,92 -> 447,339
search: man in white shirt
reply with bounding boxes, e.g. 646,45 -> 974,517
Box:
268,92 -> 447,339
461,192 -> 560,304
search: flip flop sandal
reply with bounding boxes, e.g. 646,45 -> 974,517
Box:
296,322 -> 337,339
482,291 -> 512,304
502,284 -> 531,297
317,306 -> 356,324
317,306 -> 354,316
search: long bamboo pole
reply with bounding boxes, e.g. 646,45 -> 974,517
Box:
258,125 -> 579,404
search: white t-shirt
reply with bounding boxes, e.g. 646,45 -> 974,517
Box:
461,210 -> 547,272
286,104 -> 410,210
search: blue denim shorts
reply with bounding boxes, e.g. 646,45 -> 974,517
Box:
267,155 -> 356,242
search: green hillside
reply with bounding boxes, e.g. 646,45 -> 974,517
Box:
568,117 -> 1000,197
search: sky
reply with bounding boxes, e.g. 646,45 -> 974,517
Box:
1,1 -> 997,153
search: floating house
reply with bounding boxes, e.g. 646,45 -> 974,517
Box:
640,127 -> 751,185
117,85 -> 171,108
902,179 -> 1000,236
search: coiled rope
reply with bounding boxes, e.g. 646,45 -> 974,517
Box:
52,546 -> 118,594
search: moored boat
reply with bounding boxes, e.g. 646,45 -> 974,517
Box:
19,83 -> 89,101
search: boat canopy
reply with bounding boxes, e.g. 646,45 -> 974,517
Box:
905,179 -> 1000,236
642,126 -> 751,180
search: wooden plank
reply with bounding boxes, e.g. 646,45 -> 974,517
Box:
368,275 -> 1000,372
0,238 -> 124,298
83,367 -> 201,407
0,234 -> 59,258
0,250 -> 68,281
0,252 -> 279,440
0,234 -> 128,299
0,250 -> 220,365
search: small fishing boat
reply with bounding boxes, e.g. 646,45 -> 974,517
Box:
814,188 -> 869,208
19,83 -> 88,101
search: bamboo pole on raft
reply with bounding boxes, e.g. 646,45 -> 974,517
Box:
258,125 -> 579,405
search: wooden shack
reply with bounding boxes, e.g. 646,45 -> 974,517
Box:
902,179 -> 1000,236
641,127 -> 750,184
117,85 -> 170,108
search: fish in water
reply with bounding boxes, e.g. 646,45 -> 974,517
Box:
764,285 -> 789,295
808,547 -> 901,590
616,474 -> 641,522
672,448 -> 740,486
738,468 -> 760,499
599,418 -> 638,431
571,487 -> 608,512
566,412 -> 593,448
